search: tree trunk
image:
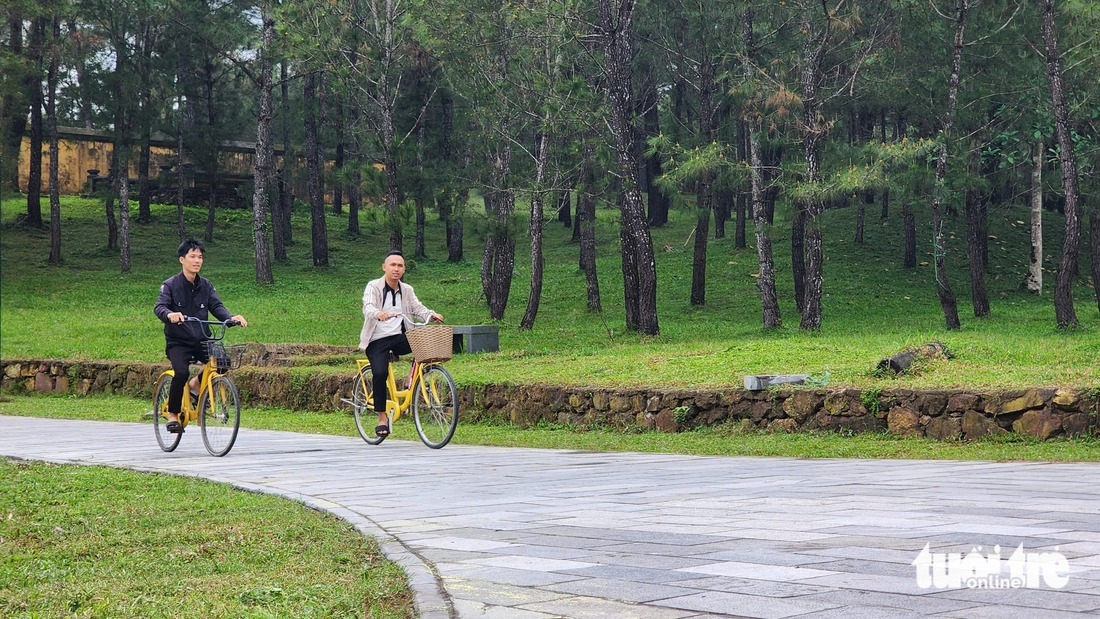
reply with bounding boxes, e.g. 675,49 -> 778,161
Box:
579,141 -> 601,312
1024,140 -> 1043,293
251,10 -> 275,285
929,0 -> 966,330
743,8 -> 780,329
796,8 -> 829,331
1041,0 -> 1082,328
715,190 -> 731,240
175,106 -> 187,242
204,181 -> 217,242
26,17 -> 45,228
333,99 -> 344,215
1090,211 -> 1100,314
105,168 -> 118,250
601,0 -> 658,335
414,122 -> 426,258
2,13 -> 26,194
482,176 -> 516,321
855,190 -> 870,244
966,142 -> 988,317
118,147 -> 131,273
690,63 -> 717,306
347,95 -> 361,236
903,201 -> 916,268
138,129 -> 151,223
448,188 -> 465,262
558,190 -> 571,227
305,71 -> 329,267
47,18 -> 61,265
643,84 -> 669,227
691,180 -> 712,306
880,187 -> 889,220
521,132 -> 551,330
734,119 -> 748,248
792,208 -> 806,314
273,61 -> 290,258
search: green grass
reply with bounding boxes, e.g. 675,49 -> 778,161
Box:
0,457 -> 413,619
1,194 -> 1097,390
3,392 -> 1098,461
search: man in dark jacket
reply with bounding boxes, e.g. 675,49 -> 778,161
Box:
154,239 -> 248,433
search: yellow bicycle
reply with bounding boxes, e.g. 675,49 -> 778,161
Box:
344,322 -> 459,449
151,318 -> 243,457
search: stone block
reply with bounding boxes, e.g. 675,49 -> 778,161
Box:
768,418 -> 798,433
645,395 -> 660,413
54,376 -> 70,393
962,411 -> 1007,439
1052,389 -> 1080,408
3,363 -> 20,378
1061,413 -> 1091,437
751,400 -> 772,421
926,417 -> 962,440
592,392 -> 609,411
1012,410 -> 1042,435
654,409 -> 677,433
1001,389 -> 1044,414
887,406 -> 920,436
609,396 -> 633,414
783,391 -> 821,423
33,372 -> 53,392
946,393 -> 980,413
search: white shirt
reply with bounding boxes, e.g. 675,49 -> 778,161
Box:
372,284 -> 404,341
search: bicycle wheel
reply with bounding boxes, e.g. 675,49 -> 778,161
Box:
199,375 -> 240,457
352,365 -> 387,445
413,365 -> 458,449
152,373 -> 182,452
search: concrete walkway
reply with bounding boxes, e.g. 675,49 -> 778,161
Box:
3,415 -> 1100,619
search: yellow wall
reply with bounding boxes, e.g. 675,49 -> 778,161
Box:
16,127 -> 329,199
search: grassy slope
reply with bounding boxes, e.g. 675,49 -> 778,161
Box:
0,458 -> 413,618
0,194 -> 1096,389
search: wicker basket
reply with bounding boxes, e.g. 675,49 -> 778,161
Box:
206,341 -> 245,373
406,324 -> 453,363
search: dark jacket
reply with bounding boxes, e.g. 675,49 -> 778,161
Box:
154,272 -> 233,347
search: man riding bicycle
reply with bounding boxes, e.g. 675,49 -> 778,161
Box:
154,239 -> 248,434
359,251 -> 443,438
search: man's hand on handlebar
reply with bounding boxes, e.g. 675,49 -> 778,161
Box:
169,313 -> 247,327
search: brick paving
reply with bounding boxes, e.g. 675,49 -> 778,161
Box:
3,415 -> 1099,618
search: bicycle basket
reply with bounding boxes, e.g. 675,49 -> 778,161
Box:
206,341 -> 245,373
405,324 -> 453,363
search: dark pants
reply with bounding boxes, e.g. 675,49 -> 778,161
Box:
165,343 -> 208,415
364,334 -> 411,413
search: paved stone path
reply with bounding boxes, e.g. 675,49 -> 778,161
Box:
3,415 -> 1100,618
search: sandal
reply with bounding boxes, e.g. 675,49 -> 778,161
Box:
166,420 -> 184,434
375,424 -> 390,438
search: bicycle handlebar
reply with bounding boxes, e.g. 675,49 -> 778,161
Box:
181,316 -> 238,340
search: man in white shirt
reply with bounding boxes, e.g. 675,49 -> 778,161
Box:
359,251 -> 443,437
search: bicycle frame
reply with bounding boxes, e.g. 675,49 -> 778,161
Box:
354,357 -> 435,424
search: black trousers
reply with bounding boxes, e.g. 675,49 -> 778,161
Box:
363,334 -> 412,413
165,343 -> 208,415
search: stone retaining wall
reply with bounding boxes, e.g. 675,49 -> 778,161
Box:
3,358 -> 1097,440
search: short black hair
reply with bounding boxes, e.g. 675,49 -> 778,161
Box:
384,250 -> 404,260
178,239 -> 205,257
